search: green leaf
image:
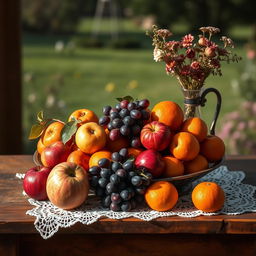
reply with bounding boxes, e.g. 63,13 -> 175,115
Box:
37,111 -> 44,123
28,124 -> 45,140
116,95 -> 134,102
61,120 -> 78,144
123,95 -> 134,102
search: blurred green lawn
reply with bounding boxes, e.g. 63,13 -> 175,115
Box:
22,19 -> 249,153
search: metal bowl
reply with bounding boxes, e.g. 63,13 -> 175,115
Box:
152,159 -> 223,195
33,150 -> 223,195
33,151 -> 43,166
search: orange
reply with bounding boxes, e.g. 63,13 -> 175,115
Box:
75,122 -> 106,154
184,154 -> 208,174
41,121 -> 64,147
163,156 -> 184,177
68,109 -> 98,125
67,150 -> 90,171
151,101 -> 184,131
170,132 -> 199,161
192,182 -> 225,212
145,181 -> 178,211
127,148 -> 143,158
89,150 -> 112,167
200,135 -> 225,162
181,117 -> 208,142
37,137 -> 46,154
105,129 -> 129,152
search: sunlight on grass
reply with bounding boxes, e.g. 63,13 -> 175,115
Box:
22,20 -> 250,153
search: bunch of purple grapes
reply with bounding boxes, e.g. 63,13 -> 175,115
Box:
88,148 -> 152,211
99,98 -> 150,148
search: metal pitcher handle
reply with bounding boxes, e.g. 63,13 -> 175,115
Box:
200,88 -> 222,135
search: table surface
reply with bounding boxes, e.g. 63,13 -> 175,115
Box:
0,155 -> 256,235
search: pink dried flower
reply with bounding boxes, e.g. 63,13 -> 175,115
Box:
191,61 -> 200,70
180,65 -> 191,76
198,36 -> 209,46
181,34 -> 194,48
221,36 -> 234,48
205,46 -> 216,57
157,29 -> 172,38
166,61 -> 177,73
193,70 -> 205,81
166,41 -> 180,51
200,26 -> 220,34
186,49 -> 195,59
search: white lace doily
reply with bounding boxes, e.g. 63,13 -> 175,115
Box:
16,166 -> 256,239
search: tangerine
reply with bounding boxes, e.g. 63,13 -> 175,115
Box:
163,156 -> 184,177
181,117 -> 208,142
151,101 -> 184,131
170,132 -> 199,161
184,154 -> 208,174
200,135 -> 225,162
127,148 -> 143,158
67,150 -> 90,171
89,150 -> 112,167
145,181 -> 178,211
192,182 -> 225,212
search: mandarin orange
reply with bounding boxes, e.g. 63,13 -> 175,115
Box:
151,101 -> 184,131
184,154 -> 208,174
181,117 -> 208,142
163,156 -> 184,177
200,135 -> 225,162
192,182 -> 225,212
145,181 -> 178,211
170,132 -> 199,161
89,150 -> 112,168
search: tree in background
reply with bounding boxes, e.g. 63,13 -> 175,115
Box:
129,0 -> 184,28
22,0 -> 87,33
128,0 -> 255,32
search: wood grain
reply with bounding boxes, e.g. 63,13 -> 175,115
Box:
19,234 -> 256,256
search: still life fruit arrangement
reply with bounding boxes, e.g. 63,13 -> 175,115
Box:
23,25 -> 241,215
24,97 -> 225,213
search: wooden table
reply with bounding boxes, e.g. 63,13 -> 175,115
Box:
0,155 -> 255,256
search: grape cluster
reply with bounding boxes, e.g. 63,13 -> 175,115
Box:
88,148 -> 152,211
99,99 -> 150,148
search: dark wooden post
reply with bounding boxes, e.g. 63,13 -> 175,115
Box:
0,0 -> 22,154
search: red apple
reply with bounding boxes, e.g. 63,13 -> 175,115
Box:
41,141 -> 70,168
140,121 -> 172,151
46,162 -> 89,210
135,149 -> 165,177
23,166 -> 52,200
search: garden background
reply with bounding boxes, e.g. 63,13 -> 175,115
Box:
22,0 -> 256,154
